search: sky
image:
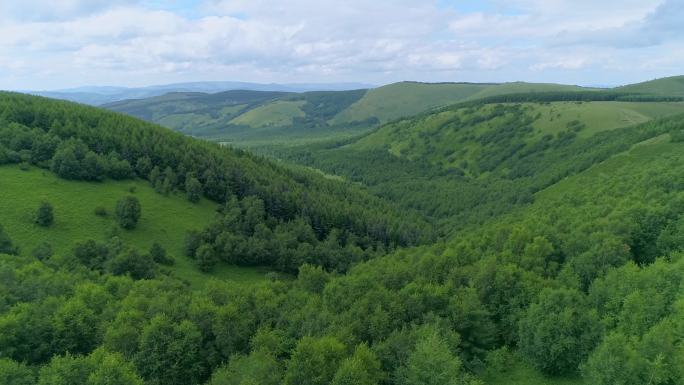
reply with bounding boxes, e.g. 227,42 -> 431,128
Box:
1,0 -> 682,90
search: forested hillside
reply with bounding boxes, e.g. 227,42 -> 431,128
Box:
105,81 -> 594,146
105,89 -> 372,145
276,97 -> 684,231
0,92 -> 432,273
3,87 -> 684,385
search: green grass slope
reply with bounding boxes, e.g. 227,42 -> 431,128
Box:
105,90 -> 288,120
0,164 -> 271,286
350,101 -> 684,174
104,90 -> 290,136
465,82 -> 594,100
329,81 -> 594,126
278,99 -> 684,233
230,100 -> 306,128
102,77 -> 683,148
329,82 -> 491,124
616,75 -> 684,97
107,89 -> 369,144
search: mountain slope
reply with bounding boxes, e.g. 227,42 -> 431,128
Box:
616,75 -> 684,97
104,81 -> 599,146
29,81 -> 374,105
329,82 -> 491,124
278,99 -> 684,230
4,88 -> 684,385
0,92 -> 433,275
103,90 -> 291,134
0,164 -> 272,286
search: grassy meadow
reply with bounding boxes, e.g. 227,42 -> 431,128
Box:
0,164 -> 273,287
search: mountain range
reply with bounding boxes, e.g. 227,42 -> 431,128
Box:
25,81 -> 375,106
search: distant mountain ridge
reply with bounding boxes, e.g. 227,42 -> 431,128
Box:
101,80 -> 603,146
28,75 -> 684,147
24,81 -> 375,105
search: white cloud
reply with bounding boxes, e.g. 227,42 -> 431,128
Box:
0,0 -> 682,89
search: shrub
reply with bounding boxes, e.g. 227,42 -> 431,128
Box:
31,242 -> 53,260
115,196 -> 141,230
149,242 -> 174,265
35,201 -> 54,227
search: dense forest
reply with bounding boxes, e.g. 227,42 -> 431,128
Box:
272,99 -> 684,232
0,92 -> 432,274
2,89 -> 684,385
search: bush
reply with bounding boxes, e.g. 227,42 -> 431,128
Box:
0,224 -> 18,255
115,196 -> 141,230
31,242 -> 53,260
107,249 -> 156,280
35,201 -> 54,227
196,243 -> 218,272
149,242 -> 174,266
183,230 -> 202,258
94,206 -> 108,217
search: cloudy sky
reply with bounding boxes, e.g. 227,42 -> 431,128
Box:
1,0 -> 682,90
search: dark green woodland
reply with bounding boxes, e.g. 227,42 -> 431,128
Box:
2,76 -> 684,384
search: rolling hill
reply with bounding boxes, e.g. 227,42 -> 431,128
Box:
4,86 -> 684,385
105,81 -> 601,146
28,81 -> 374,105
616,75 -> 684,97
277,96 -> 684,230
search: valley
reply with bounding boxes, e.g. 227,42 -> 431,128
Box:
2,75 -> 684,385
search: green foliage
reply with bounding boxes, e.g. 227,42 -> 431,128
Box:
35,201 -> 54,227
115,196 -> 141,230
31,241 -> 53,260
0,223 -> 18,255
185,174 -> 202,203
616,75 -> 684,97
283,336 -> 347,385
196,243 -> 218,272
134,315 -> 203,385
0,91 -> 432,275
518,288 -> 602,375
278,101 -> 684,233
3,88 -> 684,385
149,242 -> 174,265
331,344 -> 383,385
209,350 -> 282,385
107,248 -> 156,280
0,358 -> 36,385
396,330 -> 480,385
37,349 -> 143,385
